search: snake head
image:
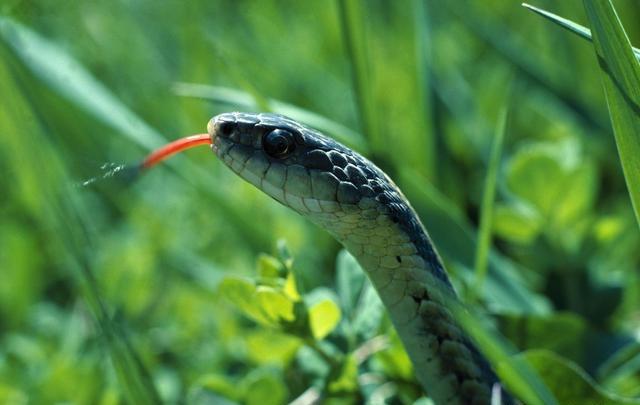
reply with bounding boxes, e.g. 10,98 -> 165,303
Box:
207,112 -> 384,216
208,112 -> 454,289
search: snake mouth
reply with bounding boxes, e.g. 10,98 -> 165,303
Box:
207,114 -> 243,159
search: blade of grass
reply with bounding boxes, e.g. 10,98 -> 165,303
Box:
0,17 -> 272,249
582,0 -> 640,230
472,100 -> 510,302
597,342 -> 640,388
172,82 -> 367,152
431,68 -> 494,161
522,3 -> 640,61
412,0 -> 437,182
443,1 -> 609,133
205,44 -> 271,112
451,302 -> 559,405
523,349 -> 640,404
336,0 -> 380,151
0,17 -> 162,149
0,47 -> 160,404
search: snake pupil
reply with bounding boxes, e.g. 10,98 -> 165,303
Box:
263,129 -> 295,158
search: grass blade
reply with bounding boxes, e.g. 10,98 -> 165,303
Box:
582,0 -> 640,230
172,82 -> 367,152
522,3 -> 640,61
451,305 -> 559,405
0,17 -> 163,150
412,0 -> 437,182
472,101 -> 510,301
336,0 -> 380,151
0,17 -> 272,249
0,48 -> 160,403
430,68 -> 494,160
444,1 -> 609,133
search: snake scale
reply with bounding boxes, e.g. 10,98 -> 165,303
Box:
208,112 -> 515,405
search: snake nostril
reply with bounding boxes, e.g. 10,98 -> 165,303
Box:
218,121 -> 235,137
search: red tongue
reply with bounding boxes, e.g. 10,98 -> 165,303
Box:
141,133 -> 212,170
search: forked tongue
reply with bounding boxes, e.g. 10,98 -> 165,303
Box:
81,133 -> 212,187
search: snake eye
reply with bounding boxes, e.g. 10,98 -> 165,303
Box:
263,129 -> 295,158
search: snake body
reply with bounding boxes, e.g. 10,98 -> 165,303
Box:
208,112 -> 514,405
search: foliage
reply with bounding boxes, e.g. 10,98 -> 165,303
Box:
0,1 -> 639,403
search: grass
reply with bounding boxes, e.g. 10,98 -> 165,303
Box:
472,95 -> 510,302
522,2 -> 640,231
0,1 -> 639,404
583,0 -> 640,231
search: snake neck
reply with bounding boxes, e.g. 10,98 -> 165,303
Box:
307,186 -> 513,405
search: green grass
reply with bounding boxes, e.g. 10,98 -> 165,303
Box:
0,1 -> 639,404
583,0 -> 640,231
523,1 -> 640,231
472,95 -> 510,302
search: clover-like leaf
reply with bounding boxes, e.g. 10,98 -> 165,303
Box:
256,286 -> 295,323
308,298 -> 342,340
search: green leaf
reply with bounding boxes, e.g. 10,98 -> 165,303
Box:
327,354 -> 359,393
523,349 -> 640,405
245,330 -> 302,366
257,254 -> 283,279
499,313 -> 588,362
0,385 -> 27,405
220,276 -> 298,326
218,277 -> 272,326
276,239 -> 294,271
242,369 -> 288,405
283,272 -> 301,302
372,329 -> 414,381
256,286 -> 295,323
308,298 -> 342,340
193,374 -> 241,402
350,281 -> 385,341
335,250 -> 365,318
505,139 -> 597,233
493,202 -> 543,245
582,0 -> 640,231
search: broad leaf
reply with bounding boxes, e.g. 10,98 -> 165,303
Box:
308,299 -> 342,340
524,349 -> 640,405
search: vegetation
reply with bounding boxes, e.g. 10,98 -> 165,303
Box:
0,1 -> 639,403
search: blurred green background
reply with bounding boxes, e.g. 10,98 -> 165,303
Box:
1,0 -> 639,404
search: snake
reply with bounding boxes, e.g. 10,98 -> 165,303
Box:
207,112 -> 515,405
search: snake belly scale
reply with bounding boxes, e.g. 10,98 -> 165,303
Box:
208,112 -> 514,405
